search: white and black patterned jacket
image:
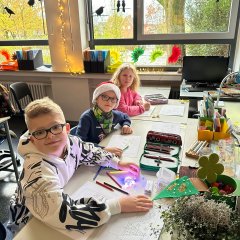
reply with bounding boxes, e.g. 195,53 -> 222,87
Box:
8,133 -> 121,234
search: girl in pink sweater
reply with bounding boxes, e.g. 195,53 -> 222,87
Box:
111,63 -> 150,116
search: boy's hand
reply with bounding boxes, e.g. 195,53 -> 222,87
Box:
104,147 -> 123,157
143,101 -> 151,111
119,195 -> 153,212
118,161 -> 140,176
121,125 -> 133,135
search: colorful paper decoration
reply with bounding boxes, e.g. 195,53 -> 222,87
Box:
131,47 -> 144,63
153,176 -> 199,200
149,48 -> 164,62
197,153 -> 224,183
168,45 -> 181,63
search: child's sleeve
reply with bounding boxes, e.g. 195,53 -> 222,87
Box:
74,136 -> 120,169
117,94 -> 145,117
117,111 -> 131,127
20,159 -> 121,232
75,114 -> 91,142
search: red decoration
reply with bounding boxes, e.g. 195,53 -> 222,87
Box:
0,49 -> 18,71
0,49 -> 11,61
168,45 -> 181,63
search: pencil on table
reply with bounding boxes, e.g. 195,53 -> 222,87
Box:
104,182 -> 129,195
96,181 -> 113,191
106,171 -> 122,188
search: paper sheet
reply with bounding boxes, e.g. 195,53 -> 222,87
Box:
107,135 -> 141,158
151,122 -> 181,135
72,182 -> 165,240
139,106 -> 155,117
159,105 -> 185,117
91,206 -> 164,240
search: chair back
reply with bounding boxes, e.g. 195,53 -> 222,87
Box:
10,82 -> 33,114
0,222 -> 6,240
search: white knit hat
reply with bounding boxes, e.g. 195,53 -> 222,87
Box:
92,81 -> 121,108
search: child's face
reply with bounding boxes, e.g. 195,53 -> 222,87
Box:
28,113 -> 70,158
119,68 -> 134,89
96,90 -> 118,112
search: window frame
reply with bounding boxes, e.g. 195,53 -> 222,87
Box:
88,0 -> 240,69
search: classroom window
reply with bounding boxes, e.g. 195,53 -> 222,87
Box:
96,44 -> 230,69
91,0 -> 134,40
0,0 -> 50,64
89,0 -> 239,69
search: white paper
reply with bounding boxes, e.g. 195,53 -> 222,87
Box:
139,106 -> 155,117
151,122 -> 181,135
107,135 -> 141,158
73,182 -> 165,240
91,206 -> 164,240
159,105 -> 185,117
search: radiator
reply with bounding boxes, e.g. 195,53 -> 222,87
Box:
1,82 -> 48,111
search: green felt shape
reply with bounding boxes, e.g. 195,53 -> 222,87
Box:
153,176 -> 199,200
197,153 -> 224,184
131,47 -> 144,63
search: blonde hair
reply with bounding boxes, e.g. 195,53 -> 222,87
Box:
111,63 -> 140,91
24,97 -> 65,127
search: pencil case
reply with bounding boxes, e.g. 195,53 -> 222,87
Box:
146,131 -> 182,146
144,94 -> 168,105
139,141 -> 180,172
139,152 -> 179,172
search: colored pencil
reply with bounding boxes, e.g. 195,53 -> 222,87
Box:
93,166 -> 104,180
106,171 -> 122,188
104,182 -> 129,195
96,181 -> 113,191
108,170 -> 128,174
144,154 -> 175,162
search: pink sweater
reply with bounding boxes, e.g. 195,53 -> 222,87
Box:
117,88 -> 145,116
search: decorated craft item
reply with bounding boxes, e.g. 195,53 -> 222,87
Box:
153,176 -> 199,200
131,47 -> 144,63
110,50 -> 120,64
0,49 -> 18,71
197,153 -> 224,183
197,153 -> 237,198
167,45 -> 181,63
147,131 -> 182,146
149,48 -> 164,63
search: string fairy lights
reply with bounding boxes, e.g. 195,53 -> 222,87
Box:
57,0 -> 82,75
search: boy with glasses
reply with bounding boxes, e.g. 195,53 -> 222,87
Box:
75,81 -> 133,157
8,97 -> 152,235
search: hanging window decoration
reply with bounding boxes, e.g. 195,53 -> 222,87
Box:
131,47 -> 145,63
116,0 -> 126,12
168,45 -> 182,64
150,48 -> 164,63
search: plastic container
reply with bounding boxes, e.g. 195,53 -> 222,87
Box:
156,167 -> 176,190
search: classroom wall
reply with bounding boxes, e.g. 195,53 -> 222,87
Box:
0,71 -> 181,121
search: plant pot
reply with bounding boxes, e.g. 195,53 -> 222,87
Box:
205,174 -> 237,209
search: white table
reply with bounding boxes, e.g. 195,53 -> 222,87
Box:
13,115 -> 199,240
131,99 -> 189,124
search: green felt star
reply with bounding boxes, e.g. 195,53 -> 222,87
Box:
197,153 -> 224,183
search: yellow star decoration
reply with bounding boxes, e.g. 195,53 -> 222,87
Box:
197,153 -> 224,183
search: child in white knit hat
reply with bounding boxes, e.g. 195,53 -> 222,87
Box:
74,81 -> 132,157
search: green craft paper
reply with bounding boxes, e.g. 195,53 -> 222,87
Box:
153,176 -> 199,200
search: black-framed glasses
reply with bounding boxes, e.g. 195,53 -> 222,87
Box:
100,94 -> 118,103
31,123 -> 66,140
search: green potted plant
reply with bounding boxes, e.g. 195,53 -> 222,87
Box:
161,195 -> 240,240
